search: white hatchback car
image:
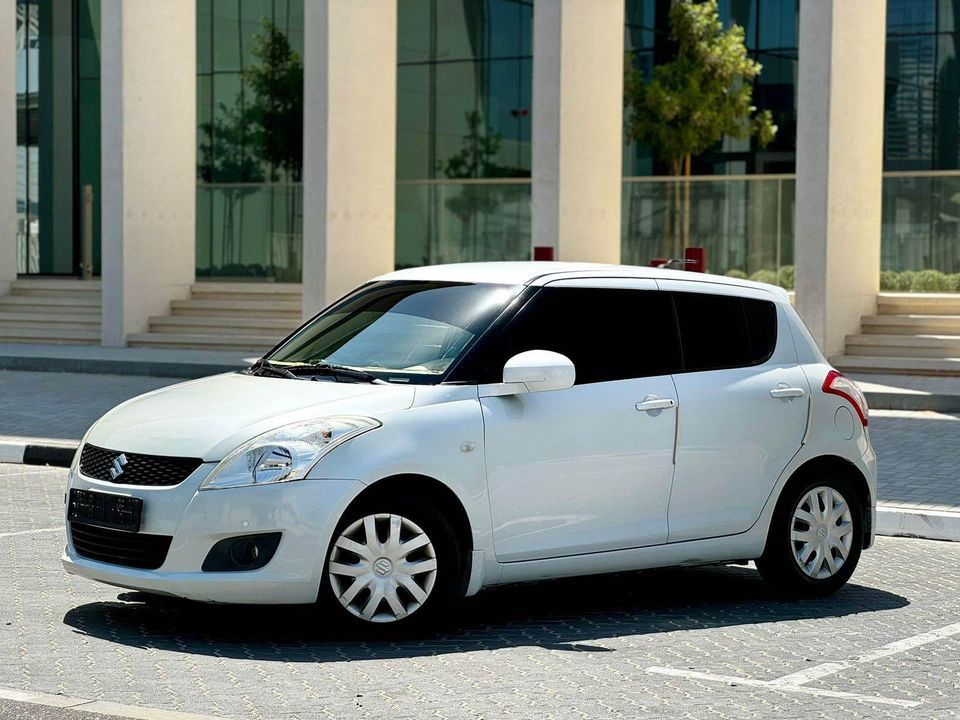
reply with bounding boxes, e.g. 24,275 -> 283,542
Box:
63,262 -> 876,632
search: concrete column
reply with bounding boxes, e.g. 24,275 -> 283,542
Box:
100,0 -> 195,346
795,0 -> 886,358
0,2 -> 15,294
301,1 -> 397,318
532,0 -> 624,264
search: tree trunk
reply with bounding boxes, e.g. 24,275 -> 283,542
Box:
663,159 -> 683,260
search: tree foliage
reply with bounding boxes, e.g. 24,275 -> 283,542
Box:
623,0 -> 776,173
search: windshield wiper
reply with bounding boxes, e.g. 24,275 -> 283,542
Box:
247,359 -> 299,379
302,362 -> 387,384
247,359 -> 385,384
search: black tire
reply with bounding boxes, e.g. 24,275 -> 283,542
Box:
756,472 -> 864,597
318,496 -> 464,635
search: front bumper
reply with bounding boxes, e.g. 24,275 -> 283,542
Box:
62,465 -> 362,604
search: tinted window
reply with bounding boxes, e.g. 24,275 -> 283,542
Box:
478,287 -> 682,384
672,292 -> 777,372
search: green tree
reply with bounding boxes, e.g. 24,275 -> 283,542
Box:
624,0 -> 777,257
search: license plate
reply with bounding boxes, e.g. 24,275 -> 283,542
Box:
68,488 -> 143,532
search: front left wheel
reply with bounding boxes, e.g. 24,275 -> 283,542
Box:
319,499 -> 463,633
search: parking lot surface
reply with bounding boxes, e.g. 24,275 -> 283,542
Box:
1,462 -> 959,720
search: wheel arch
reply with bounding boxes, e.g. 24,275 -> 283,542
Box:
774,455 -> 873,546
340,473 -> 475,589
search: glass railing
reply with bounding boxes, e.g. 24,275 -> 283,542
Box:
195,183 -> 303,283
622,175 -> 796,288
881,171 -> 960,290
396,180 -> 532,269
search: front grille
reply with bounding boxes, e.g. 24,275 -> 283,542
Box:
79,444 -> 202,486
70,522 -> 172,570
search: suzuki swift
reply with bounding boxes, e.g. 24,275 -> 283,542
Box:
63,262 -> 876,631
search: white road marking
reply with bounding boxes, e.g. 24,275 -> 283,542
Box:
647,620 -> 960,708
645,667 -> 919,708
771,620 -> 960,686
0,685 -> 231,719
0,527 -> 62,539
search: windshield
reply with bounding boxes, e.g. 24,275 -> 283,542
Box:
266,280 -> 521,384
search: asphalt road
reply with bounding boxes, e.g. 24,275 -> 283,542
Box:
1,462 -> 959,720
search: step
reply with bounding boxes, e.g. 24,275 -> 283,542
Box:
11,286 -> 102,298
0,295 -> 101,311
11,278 -> 101,291
148,315 -> 300,335
191,282 -> 302,302
0,320 -> 101,332
0,311 -> 100,325
170,298 -> 301,318
877,293 -> 960,316
831,354 -> 960,376
127,333 -> 278,352
0,327 -> 101,344
862,314 -> 960,335
845,333 -> 960,358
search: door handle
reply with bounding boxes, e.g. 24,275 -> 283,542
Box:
770,386 -> 806,399
636,397 -> 676,412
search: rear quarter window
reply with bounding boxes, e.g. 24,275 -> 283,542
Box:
672,291 -> 778,372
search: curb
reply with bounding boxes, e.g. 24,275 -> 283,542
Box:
0,438 -> 78,468
0,354 -> 244,379
876,504 -> 960,542
862,390 -> 960,414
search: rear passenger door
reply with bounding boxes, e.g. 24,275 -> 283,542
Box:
660,281 -> 810,543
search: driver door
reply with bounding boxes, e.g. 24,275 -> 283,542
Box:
479,280 -> 682,562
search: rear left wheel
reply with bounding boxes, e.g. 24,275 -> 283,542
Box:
320,500 -> 462,633
757,474 -> 863,596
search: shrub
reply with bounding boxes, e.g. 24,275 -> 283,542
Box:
777,265 -> 795,290
725,268 -> 747,279
750,269 -> 778,285
909,269 -> 952,292
880,271 -> 902,291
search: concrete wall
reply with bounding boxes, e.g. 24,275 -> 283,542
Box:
0,2 -> 15,295
532,0 -> 624,264
301,0 -> 397,318
795,0 -> 887,358
100,0 -> 196,346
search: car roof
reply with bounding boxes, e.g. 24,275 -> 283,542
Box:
376,262 -> 789,301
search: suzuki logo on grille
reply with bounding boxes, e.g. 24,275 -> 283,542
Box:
109,454 -> 128,480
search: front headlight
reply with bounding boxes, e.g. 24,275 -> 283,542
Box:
198,416 -> 380,491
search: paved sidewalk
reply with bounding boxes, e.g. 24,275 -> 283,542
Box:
0,371 -> 181,442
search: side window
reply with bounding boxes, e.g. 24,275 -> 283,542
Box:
672,291 -> 778,372
484,287 -> 682,384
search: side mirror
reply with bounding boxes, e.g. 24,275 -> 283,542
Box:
502,350 -> 575,393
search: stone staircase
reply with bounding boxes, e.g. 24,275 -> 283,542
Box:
833,293 -> 960,376
0,278 -> 102,345
126,282 -> 303,353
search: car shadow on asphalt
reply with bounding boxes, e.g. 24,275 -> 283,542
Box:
62,564 -> 908,660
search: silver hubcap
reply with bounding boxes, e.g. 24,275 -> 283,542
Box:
328,513 -> 438,623
791,486 -> 854,579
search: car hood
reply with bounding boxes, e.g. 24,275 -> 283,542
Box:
85,372 -> 417,461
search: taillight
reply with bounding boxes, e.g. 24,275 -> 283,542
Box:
822,370 -> 869,427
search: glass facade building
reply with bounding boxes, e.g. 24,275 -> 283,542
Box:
395,0 -> 533,268
195,0 -> 304,282
15,0 -> 100,276
11,0 -> 960,282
